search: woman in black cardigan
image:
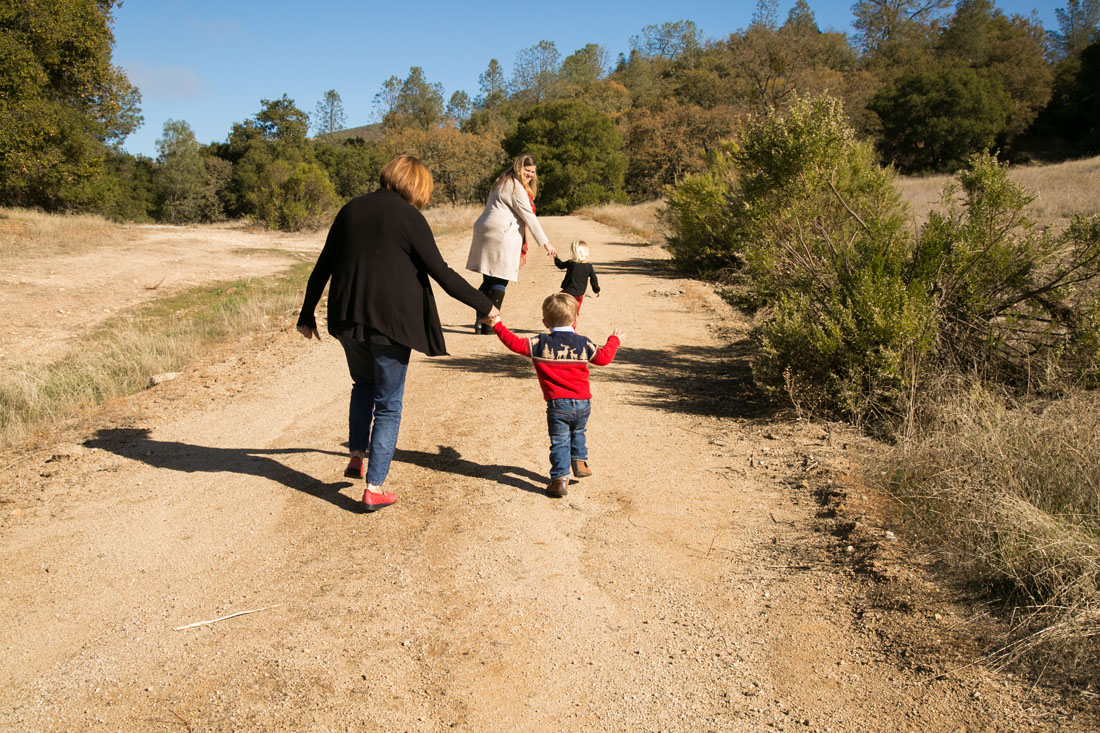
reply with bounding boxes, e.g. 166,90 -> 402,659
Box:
297,155 -> 496,511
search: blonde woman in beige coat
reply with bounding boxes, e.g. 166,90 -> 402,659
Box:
466,154 -> 556,333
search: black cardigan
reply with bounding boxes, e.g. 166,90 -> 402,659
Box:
298,188 -> 494,356
554,257 -> 600,298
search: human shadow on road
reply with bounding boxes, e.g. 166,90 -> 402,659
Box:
392,445 -> 548,495
607,338 -> 773,420
84,427 -> 364,513
595,253 -> 678,278
429,351 -> 535,381
431,335 -> 772,420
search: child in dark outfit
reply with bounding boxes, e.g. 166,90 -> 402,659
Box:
554,240 -> 600,313
482,293 -> 623,497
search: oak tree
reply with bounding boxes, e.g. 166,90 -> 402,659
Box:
0,0 -> 142,210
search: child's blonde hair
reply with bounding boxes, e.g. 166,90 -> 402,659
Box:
542,293 -> 578,328
569,240 -> 589,263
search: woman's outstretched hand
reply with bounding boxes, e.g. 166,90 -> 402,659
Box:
297,324 -> 320,340
543,242 -> 557,258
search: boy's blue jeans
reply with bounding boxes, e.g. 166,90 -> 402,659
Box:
546,398 -> 590,480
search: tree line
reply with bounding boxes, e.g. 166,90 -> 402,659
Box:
2,0 -> 1099,230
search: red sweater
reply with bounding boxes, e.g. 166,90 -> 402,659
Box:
493,322 -> 620,400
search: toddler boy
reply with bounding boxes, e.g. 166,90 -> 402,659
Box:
483,293 -> 623,496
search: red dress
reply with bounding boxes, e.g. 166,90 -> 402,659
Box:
520,197 -> 535,264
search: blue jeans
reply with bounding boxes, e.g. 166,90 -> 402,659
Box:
546,398 -> 590,480
338,335 -> 410,486
479,275 -> 508,295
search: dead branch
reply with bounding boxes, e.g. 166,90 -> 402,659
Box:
173,604 -> 280,631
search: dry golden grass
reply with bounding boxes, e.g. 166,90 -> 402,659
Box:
575,200 -> 665,243
0,207 -> 139,258
0,265 -> 310,448
423,203 -> 480,237
895,155 -> 1100,230
886,386 -> 1100,676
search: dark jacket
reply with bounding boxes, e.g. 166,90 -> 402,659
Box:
298,188 -> 493,356
554,257 -> 600,298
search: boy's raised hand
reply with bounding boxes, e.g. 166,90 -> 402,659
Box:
611,328 -> 625,341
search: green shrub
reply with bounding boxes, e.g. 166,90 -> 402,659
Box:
913,153 -> 1100,390
663,95 -> 1100,423
254,161 -> 338,232
658,148 -> 742,276
666,96 -> 929,422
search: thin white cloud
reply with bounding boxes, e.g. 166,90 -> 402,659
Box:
124,62 -> 205,100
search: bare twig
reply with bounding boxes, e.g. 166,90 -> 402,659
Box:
173,604 -> 280,631
164,704 -> 193,731
826,178 -> 873,236
1,448 -> 51,474
144,276 -> 167,290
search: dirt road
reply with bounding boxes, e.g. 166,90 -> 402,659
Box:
1,216 -> 1091,730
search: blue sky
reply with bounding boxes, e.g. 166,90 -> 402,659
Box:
113,0 -> 1060,158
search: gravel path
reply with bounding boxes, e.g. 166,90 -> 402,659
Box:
1,216 -> 1092,731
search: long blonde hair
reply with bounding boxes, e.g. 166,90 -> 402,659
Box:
493,154 -> 537,199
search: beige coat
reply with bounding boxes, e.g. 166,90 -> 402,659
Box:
465,176 -> 549,282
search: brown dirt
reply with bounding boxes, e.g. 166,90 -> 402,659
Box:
0,222 -> 318,366
1,216 -> 1096,731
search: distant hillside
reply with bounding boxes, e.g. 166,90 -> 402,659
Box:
314,123 -> 384,144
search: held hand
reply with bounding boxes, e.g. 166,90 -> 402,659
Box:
595,292 -> 601,297
297,324 -> 320,340
519,250 -> 527,268
543,243 -> 557,259
479,307 -> 500,326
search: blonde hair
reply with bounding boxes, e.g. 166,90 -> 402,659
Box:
379,155 -> 433,208
542,292 -> 578,328
493,154 -> 538,199
569,240 -> 589,263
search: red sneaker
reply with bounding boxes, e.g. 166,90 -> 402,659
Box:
362,489 -> 396,512
344,455 -> 365,479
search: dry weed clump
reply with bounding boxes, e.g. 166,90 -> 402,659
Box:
0,207 -> 135,258
886,387 -> 1100,677
575,200 -> 664,243
0,265 -> 309,448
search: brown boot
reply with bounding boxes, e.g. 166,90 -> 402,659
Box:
572,459 -> 593,478
546,477 -> 568,497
